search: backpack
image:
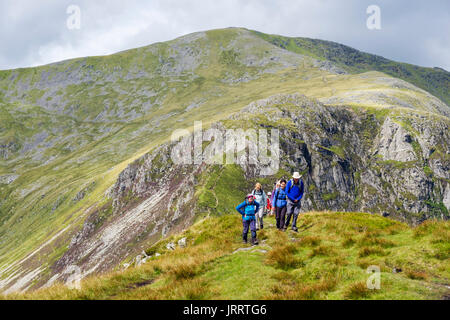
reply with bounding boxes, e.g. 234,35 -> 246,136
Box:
287,179 -> 294,193
252,189 -> 264,196
242,199 -> 257,218
288,179 -> 302,193
274,188 -> 287,201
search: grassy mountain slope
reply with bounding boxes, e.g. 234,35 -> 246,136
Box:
3,212 -> 449,300
252,30 -> 450,108
0,27 -> 449,294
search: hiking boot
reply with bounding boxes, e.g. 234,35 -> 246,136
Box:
292,227 -> 299,233
243,239 -> 248,244
260,224 -> 264,229
251,238 -> 259,246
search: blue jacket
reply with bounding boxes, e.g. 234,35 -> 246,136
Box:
236,200 -> 260,221
286,179 -> 304,202
273,187 -> 288,208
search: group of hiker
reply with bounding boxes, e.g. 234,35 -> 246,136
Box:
236,172 -> 305,245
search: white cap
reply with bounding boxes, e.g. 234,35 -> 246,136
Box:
292,172 -> 302,179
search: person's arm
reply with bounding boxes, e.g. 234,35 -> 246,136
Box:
297,180 -> 304,201
236,202 -> 246,215
263,191 -> 267,207
286,180 -> 294,201
273,189 -> 278,208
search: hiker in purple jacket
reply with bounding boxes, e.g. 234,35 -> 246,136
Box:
270,180 -> 280,216
273,179 -> 288,230
284,172 -> 305,232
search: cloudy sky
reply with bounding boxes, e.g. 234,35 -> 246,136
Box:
1,0 -> 449,71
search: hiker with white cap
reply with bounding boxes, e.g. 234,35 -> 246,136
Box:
284,172 -> 305,232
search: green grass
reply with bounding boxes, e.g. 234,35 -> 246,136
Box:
194,164 -> 250,217
3,211 -> 448,300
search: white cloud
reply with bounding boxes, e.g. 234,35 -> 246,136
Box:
0,0 -> 449,70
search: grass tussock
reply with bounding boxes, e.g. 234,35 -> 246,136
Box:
257,229 -> 269,241
358,246 -> 387,257
413,220 -> 448,238
326,256 -> 349,266
266,244 -> 303,270
160,278 -> 213,300
356,258 -> 379,270
308,245 -> 335,258
296,278 -> 337,300
431,245 -> 450,260
121,278 -> 213,300
167,261 -> 199,280
384,224 -> 405,235
300,235 -> 321,246
358,236 -> 396,248
345,281 -> 372,300
429,227 -> 450,244
342,236 -> 356,248
361,230 -> 382,238
265,272 -> 337,300
405,270 -> 429,281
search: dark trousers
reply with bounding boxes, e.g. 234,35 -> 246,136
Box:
242,219 -> 257,241
285,199 -> 301,229
275,206 -> 287,229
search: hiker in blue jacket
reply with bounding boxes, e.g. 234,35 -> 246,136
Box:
236,194 -> 260,245
284,172 -> 305,232
273,179 -> 288,230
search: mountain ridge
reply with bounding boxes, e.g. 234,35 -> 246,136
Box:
251,29 -> 450,107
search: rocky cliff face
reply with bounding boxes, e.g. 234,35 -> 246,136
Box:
233,94 -> 449,223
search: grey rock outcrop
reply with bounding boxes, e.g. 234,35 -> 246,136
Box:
374,117 -> 417,162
